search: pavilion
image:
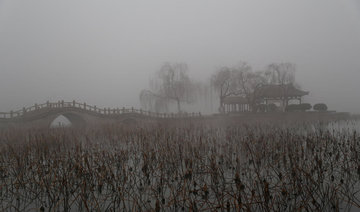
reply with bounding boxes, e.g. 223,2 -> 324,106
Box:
222,84 -> 309,113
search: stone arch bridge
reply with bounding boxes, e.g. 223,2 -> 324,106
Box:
0,100 -> 201,128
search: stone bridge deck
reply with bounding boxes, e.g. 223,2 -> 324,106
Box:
0,100 -> 201,128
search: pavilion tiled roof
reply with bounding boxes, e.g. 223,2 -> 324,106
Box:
257,84 -> 309,98
223,84 -> 309,104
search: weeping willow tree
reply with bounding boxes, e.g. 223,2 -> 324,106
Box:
139,90 -> 169,113
139,62 -> 196,113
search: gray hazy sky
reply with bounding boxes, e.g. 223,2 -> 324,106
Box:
0,0 -> 360,113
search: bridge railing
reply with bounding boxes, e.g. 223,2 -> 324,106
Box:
0,100 -> 202,119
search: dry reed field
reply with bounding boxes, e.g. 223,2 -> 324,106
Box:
0,120 -> 359,211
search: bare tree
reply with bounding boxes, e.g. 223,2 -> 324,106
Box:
139,62 -> 195,113
211,66 -> 238,112
264,63 -> 300,108
233,63 -> 266,112
265,63 -> 296,85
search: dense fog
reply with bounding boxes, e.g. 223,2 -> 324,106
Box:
0,0 -> 359,113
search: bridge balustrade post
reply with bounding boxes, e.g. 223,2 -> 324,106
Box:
103,108 -> 106,114
94,106 -> 97,112
61,100 -> 64,107
131,107 -> 134,113
58,101 -> 61,107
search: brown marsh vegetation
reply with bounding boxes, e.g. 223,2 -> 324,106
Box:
0,120 -> 359,211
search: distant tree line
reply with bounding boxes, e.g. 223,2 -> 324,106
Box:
139,61 -> 327,113
210,62 -> 297,113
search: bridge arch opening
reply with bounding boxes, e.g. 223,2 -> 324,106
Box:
50,115 -> 72,128
49,113 -> 86,128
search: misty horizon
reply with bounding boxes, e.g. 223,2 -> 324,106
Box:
1,0 -> 359,113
